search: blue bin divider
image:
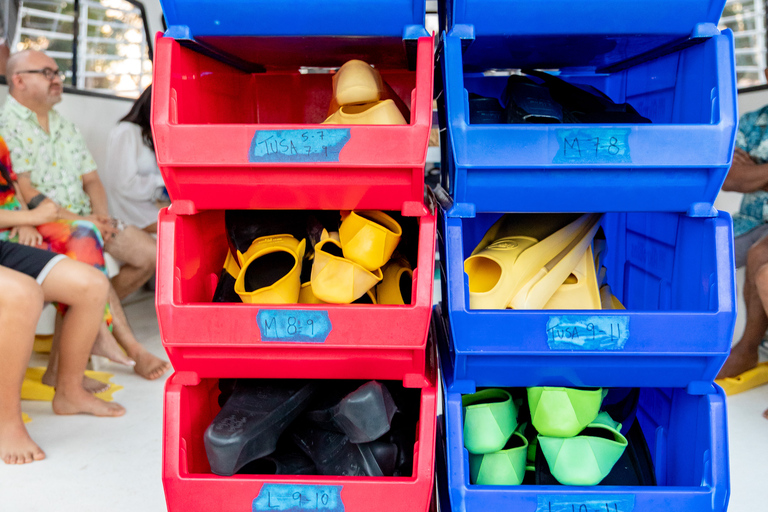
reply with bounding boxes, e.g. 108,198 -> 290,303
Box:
160,0 -> 429,69
437,368 -> 730,512
437,30 -> 737,215
439,0 -> 726,69
435,205 -> 736,392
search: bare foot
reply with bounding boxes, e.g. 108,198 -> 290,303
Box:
52,389 -> 125,417
41,370 -> 109,394
0,420 -> 45,464
92,327 -> 135,367
130,348 -> 171,380
717,344 -> 759,379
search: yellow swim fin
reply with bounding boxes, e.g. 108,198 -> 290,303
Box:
510,219 -> 602,310
715,362 -> 768,396
466,214 -> 602,310
377,256 -> 413,305
323,99 -> 407,125
299,282 -> 377,305
328,59 -> 383,116
471,213 -> 582,256
223,250 -> 241,279
599,284 -> 625,310
540,246 -> 601,310
339,210 -> 402,271
311,234 -> 383,304
234,235 -> 306,304
21,367 -> 122,402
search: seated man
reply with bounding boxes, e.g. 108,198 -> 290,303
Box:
718,93 -> 768,380
0,240 -> 125,465
0,49 -> 169,380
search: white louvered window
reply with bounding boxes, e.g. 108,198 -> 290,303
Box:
12,0 -> 151,98
720,0 -> 768,88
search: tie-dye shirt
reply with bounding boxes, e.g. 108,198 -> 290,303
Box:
733,105 -> 768,237
0,137 -> 23,226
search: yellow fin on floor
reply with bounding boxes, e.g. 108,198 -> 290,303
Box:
22,412 -> 31,423
33,335 -> 53,354
715,362 -> 768,396
21,367 -> 123,402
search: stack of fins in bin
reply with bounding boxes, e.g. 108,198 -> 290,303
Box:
212,209 -> 418,306
464,213 -> 624,310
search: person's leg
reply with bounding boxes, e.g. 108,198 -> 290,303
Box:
42,313 -> 111,393
107,286 -> 170,380
718,235 -> 768,378
38,259 -> 125,417
0,267 -> 46,464
105,225 -> 156,299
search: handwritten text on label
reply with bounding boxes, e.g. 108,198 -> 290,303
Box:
554,128 -> 632,164
253,484 -> 344,511
536,494 -> 635,512
257,310 -> 332,343
546,315 -> 630,350
249,129 -> 350,163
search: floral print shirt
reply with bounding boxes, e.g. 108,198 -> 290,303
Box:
0,96 -> 97,216
733,105 -> 768,237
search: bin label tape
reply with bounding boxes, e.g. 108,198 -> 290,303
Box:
257,310 -> 332,343
554,128 -> 631,164
249,129 -> 350,163
253,484 -> 344,511
546,315 -> 629,350
536,495 -> 635,512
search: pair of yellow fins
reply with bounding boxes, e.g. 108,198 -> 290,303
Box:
465,213 -> 623,310
225,211 -> 413,305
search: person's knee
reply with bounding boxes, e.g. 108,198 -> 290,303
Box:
70,266 -> 110,305
0,275 -> 44,322
746,239 -> 768,271
754,262 -> 768,293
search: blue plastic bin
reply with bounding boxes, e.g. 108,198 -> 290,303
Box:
436,206 -> 736,392
160,0 -> 429,66
437,29 -> 737,216
439,0 -> 726,69
437,373 -> 730,512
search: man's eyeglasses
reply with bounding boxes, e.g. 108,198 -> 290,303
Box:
16,68 -> 66,81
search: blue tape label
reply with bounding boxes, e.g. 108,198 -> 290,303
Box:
249,129 -> 350,163
537,494 -> 635,512
546,315 -> 630,350
253,484 -> 344,511
257,310 -> 332,343
554,128 -> 631,164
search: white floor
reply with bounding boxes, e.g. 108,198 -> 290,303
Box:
1,286 -> 766,512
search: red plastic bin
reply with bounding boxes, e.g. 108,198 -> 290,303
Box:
155,203 -> 436,383
161,353 -> 437,512
151,34 -> 434,214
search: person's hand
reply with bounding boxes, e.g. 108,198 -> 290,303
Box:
10,225 -> 43,246
86,214 -> 119,241
31,200 -> 60,225
734,148 -> 756,166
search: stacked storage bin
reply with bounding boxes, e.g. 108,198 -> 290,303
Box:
435,1 -> 737,511
151,2 -> 438,510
